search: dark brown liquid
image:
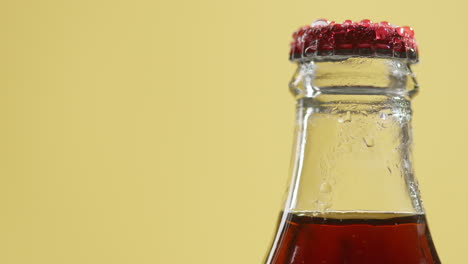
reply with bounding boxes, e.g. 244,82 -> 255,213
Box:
267,212 -> 440,264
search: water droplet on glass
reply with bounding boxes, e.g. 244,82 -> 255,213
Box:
320,182 -> 332,193
344,111 -> 352,122
379,122 -> 389,129
311,18 -> 329,27
417,224 -> 425,235
379,112 -> 388,120
338,111 -> 352,123
363,137 -> 375,147
403,159 -> 410,169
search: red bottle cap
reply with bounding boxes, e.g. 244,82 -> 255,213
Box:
290,19 -> 418,63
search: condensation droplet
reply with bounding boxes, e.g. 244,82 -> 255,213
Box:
363,137 -> 375,147
379,123 -> 389,129
379,112 -> 388,120
311,18 -> 329,27
417,223 -> 425,235
338,111 -> 352,123
320,182 -> 332,193
344,111 -> 352,122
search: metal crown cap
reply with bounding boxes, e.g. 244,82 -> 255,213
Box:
290,19 -> 418,63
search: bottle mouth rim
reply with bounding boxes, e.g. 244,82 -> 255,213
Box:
291,55 -> 418,64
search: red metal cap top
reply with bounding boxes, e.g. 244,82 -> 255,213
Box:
290,19 -> 418,63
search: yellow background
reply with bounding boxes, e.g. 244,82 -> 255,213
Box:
0,0 -> 464,263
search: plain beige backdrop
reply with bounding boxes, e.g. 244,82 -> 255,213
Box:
0,0 -> 464,263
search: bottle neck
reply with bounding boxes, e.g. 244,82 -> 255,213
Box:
284,58 -> 423,215
289,57 -> 419,99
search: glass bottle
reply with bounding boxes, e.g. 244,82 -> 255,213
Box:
265,19 -> 441,264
